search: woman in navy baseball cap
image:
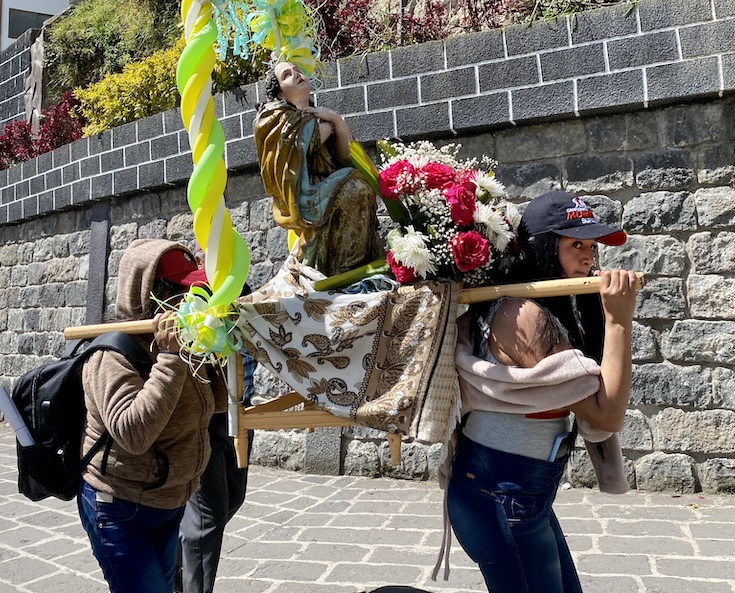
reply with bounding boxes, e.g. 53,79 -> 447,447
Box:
446,191 -> 636,593
519,191 -> 627,283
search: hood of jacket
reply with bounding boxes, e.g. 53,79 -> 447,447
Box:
116,239 -> 195,319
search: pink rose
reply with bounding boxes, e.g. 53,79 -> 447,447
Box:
379,160 -> 417,200
444,179 -> 477,226
419,162 -> 455,190
386,251 -> 419,283
450,231 -> 490,273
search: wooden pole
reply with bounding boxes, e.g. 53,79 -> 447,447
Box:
231,353 -> 249,469
458,272 -> 645,305
64,319 -> 155,340
63,273 -> 645,339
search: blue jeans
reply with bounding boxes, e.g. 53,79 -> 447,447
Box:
78,480 -> 185,593
447,436 -> 582,593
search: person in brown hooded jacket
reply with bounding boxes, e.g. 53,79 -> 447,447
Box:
76,239 -> 228,593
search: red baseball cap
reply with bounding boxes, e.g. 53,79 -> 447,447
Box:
155,248 -> 208,287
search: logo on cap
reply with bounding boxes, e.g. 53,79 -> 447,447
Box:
566,197 -> 596,225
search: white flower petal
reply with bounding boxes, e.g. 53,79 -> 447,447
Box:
391,227 -> 437,278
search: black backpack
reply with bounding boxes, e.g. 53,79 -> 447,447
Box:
12,332 -> 152,502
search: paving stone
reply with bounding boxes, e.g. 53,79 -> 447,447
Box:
598,535 -> 695,555
2,428 -> 735,593
252,559 -> 331,581
639,577 -> 733,593
578,575 -> 639,593
656,557 -> 735,580
606,519 -> 686,537
576,553 -> 651,575
271,583 -> 353,593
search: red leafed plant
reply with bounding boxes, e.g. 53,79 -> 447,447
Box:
313,0 -> 450,61
0,91 -> 85,170
35,91 -> 85,154
0,119 -> 36,169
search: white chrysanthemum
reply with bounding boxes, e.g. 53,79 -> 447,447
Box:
503,201 -> 522,230
473,172 -> 507,201
474,204 -> 515,252
408,154 -> 431,169
386,140 -> 466,169
387,226 -> 437,278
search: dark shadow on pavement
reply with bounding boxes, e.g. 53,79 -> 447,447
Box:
365,588 -> 434,593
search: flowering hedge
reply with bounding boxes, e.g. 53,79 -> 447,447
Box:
74,40 -> 185,136
74,39 -> 268,136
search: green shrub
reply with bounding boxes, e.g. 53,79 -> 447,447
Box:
45,0 -> 181,101
75,39 -> 268,136
212,47 -> 269,95
75,40 -> 184,136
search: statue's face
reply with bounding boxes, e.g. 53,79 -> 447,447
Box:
274,61 -> 310,105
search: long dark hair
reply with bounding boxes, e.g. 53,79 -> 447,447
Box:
527,231 -> 604,362
264,67 -> 280,102
472,227 -> 605,363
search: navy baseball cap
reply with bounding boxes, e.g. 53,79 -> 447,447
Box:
522,191 -> 627,246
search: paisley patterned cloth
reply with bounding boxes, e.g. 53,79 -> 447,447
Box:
236,256 -> 461,443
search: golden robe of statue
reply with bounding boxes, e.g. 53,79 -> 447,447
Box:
254,99 -> 383,277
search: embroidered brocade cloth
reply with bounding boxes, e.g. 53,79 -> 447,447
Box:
236,257 -> 461,444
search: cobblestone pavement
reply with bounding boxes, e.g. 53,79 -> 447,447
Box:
1,424 -> 734,593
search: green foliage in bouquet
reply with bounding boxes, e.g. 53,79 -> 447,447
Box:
349,141 -> 410,227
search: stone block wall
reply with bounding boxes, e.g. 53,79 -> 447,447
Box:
1,0 -> 734,492
3,0 -> 735,223
0,29 -> 38,129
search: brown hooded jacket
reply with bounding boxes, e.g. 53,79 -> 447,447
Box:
80,239 -> 228,509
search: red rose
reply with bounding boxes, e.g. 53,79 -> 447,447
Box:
419,162 -> 455,190
386,251 -> 419,283
450,231 -> 490,273
444,179 -> 477,226
379,160 -> 417,200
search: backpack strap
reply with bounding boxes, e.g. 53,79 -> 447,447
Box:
86,332 -> 153,377
63,332 -> 153,376
76,431 -> 111,476
75,332 -> 154,481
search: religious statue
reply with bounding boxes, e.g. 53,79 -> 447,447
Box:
253,61 -> 384,277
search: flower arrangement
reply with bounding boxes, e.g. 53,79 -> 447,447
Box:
353,140 -> 521,287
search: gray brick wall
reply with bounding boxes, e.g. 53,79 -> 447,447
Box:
1,0 -> 735,491
0,29 -> 39,130
3,0 -> 735,224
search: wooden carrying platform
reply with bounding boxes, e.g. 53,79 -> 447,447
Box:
63,273 -> 645,469
234,390 -> 404,468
